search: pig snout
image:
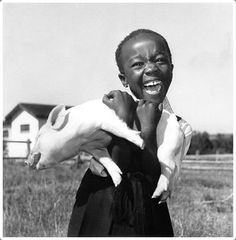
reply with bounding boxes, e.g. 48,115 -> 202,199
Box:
25,152 -> 41,169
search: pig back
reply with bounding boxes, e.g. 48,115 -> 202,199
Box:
65,98 -> 113,136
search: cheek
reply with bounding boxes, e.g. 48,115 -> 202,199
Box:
129,81 -> 143,96
127,71 -> 142,85
39,135 -> 54,153
161,67 -> 172,85
163,66 -> 173,78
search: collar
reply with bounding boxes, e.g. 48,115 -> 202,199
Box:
125,88 -> 174,114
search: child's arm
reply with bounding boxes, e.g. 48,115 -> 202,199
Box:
135,100 -> 163,188
136,100 -> 162,156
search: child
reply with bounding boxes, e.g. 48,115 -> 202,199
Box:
87,29 -> 192,199
68,29 -> 192,236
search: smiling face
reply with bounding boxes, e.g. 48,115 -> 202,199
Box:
119,33 -> 173,104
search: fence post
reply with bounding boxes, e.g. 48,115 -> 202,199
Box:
216,150 -> 220,161
195,150 -> 200,160
27,139 -> 31,157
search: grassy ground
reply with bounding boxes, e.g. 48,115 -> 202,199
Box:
3,159 -> 233,237
169,169 -> 233,237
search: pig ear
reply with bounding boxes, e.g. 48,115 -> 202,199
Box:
47,105 -> 66,128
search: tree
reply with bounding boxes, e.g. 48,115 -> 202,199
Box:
188,131 -> 233,155
200,132 -> 213,154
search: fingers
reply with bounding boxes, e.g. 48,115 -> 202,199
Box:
158,190 -> 171,204
137,99 -> 160,110
152,174 -> 171,204
104,90 -> 121,101
152,188 -> 171,204
103,90 -> 132,102
102,94 -> 114,109
152,174 -> 169,198
102,90 -> 123,109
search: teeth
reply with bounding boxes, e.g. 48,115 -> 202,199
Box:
144,81 -> 160,87
145,84 -> 162,95
146,90 -> 158,95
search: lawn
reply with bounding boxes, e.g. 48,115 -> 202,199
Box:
169,169 -> 233,237
3,159 -> 233,237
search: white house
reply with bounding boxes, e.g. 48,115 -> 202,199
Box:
3,103 -> 72,158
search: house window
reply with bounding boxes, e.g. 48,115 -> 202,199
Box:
3,130 -> 8,138
20,124 -> 30,132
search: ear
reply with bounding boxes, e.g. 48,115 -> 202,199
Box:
118,73 -> 128,88
169,63 -> 174,85
47,105 -> 66,129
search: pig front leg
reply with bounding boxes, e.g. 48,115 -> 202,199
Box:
151,144 -> 176,200
80,130 -> 123,186
100,110 -> 144,150
84,147 -> 122,187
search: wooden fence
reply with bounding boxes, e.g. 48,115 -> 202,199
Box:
3,140 -> 31,160
3,140 -> 233,171
182,154 -> 233,171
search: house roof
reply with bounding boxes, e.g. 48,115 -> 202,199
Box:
4,103 -> 73,124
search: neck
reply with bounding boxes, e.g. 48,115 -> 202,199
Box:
125,87 -> 174,113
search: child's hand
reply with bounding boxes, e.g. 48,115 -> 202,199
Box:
136,100 -> 162,137
135,100 -> 162,156
152,174 -> 171,202
103,90 -> 137,127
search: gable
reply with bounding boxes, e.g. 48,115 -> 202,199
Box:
4,103 -> 73,125
10,111 -> 39,142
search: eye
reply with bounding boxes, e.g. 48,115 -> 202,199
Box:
154,57 -> 168,64
131,62 -> 144,68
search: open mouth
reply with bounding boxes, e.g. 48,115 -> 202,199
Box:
143,80 -> 162,95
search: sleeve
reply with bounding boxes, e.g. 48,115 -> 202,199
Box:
178,118 -> 193,160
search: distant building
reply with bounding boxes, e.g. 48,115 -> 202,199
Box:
3,103 -> 72,157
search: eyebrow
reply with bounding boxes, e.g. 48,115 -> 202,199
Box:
128,51 -> 168,62
153,51 -> 168,56
127,54 -> 143,63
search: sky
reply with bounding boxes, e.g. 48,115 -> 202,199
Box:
2,2 -> 234,134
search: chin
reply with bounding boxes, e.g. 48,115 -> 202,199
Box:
143,92 -> 165,104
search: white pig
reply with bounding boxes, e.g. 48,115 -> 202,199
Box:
26,97 -> 192,197
25,98 -> 144,186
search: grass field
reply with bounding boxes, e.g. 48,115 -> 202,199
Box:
3,158 -> 233,237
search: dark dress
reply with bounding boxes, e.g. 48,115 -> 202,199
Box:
67,136 -> 174,237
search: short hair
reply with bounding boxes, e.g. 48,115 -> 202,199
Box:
115,29 -> 172,73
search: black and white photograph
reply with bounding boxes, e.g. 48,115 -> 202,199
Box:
2,1 -> 234,238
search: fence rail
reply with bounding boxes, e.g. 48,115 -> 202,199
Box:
3,145 -> 233,171
182,154 -> 233,171
3,139 -> 31,159
185,154 -> 233,160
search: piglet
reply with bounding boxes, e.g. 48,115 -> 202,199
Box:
25,99 -> 144,186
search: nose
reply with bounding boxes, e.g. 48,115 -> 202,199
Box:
25,152 -> 41,168
144,62 -> 159,76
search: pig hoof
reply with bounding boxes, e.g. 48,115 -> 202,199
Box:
111,173 -> 122,187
